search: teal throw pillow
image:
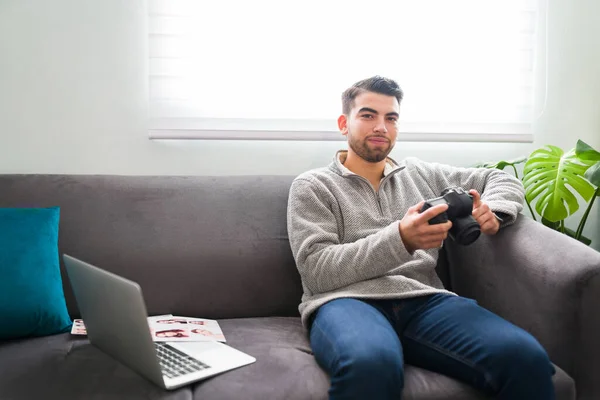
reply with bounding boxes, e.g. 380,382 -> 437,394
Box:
0,207 -> 72,340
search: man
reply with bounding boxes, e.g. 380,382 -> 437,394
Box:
286,76 -> 555,399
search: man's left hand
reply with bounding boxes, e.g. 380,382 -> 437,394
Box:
469,189 -> 500,235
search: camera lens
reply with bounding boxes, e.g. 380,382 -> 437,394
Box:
450,216 -> 481,245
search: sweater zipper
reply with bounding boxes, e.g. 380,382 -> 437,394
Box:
353,168 -> 403,216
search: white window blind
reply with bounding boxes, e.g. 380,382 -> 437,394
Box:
148,0 -> 546,142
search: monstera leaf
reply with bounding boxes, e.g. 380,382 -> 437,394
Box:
523,145 -> 597,222
585,162 -> 600,188
575,139 -> 600,188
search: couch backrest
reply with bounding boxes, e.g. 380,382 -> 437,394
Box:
1,175 -> 304,319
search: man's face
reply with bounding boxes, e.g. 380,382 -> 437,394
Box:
338,91 -> 400,163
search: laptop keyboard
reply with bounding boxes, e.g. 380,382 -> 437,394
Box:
155,342 -> 211,379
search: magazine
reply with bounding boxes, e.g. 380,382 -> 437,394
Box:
70,314 -> 226,342
148,315 -> 226,342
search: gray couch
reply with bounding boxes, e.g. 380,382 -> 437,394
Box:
1,174 -> 599,400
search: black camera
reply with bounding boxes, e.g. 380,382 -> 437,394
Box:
419,187 -> 481,246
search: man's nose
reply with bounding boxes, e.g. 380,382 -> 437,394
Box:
374,118 -> 388,133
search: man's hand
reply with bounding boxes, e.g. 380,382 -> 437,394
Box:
469,189 -> 500,235
399,201 -> 452,253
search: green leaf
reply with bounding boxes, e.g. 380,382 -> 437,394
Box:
474,156 -> 527,170
506,156 -> 528,165
523,145 -> 597,222
584,161 -> 600,188
575,140 -> 600,161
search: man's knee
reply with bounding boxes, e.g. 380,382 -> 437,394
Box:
336,344 -> 404,388
493,333 -> 552,373
487,330 -> 555,397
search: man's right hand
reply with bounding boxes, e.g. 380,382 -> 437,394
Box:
399,201 -> 453,254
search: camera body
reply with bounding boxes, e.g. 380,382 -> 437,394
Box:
420,187 -> 481,246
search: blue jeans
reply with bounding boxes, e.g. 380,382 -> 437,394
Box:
309,294 -> 555,400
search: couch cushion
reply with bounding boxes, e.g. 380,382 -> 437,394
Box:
0,317 -> 574,400
0,175 -> 303,320
0,333 -> 191,400
197,317 -> 576,400
0,207 -> 72,340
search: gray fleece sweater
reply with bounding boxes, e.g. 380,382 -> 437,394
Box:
287,151 -> 525,327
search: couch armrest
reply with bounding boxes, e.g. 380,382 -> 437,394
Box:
444,214 -> 600,400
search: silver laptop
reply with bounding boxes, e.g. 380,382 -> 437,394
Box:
63,254 -> 256,390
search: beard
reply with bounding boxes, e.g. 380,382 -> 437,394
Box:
347,130 -> 394,163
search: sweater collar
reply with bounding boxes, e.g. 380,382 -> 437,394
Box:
331,150 -> 404,177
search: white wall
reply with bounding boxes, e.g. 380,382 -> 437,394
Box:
1,0 -> 599,249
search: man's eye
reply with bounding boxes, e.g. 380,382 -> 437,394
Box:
362,114 -> 374,119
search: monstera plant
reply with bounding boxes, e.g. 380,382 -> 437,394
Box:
477,140 -> 600,246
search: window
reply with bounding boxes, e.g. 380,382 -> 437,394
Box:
148,0 -> 546,142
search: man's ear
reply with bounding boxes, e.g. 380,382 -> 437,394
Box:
338,114 -> 348,136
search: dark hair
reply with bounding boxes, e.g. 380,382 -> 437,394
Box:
341,76 -> 404,115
